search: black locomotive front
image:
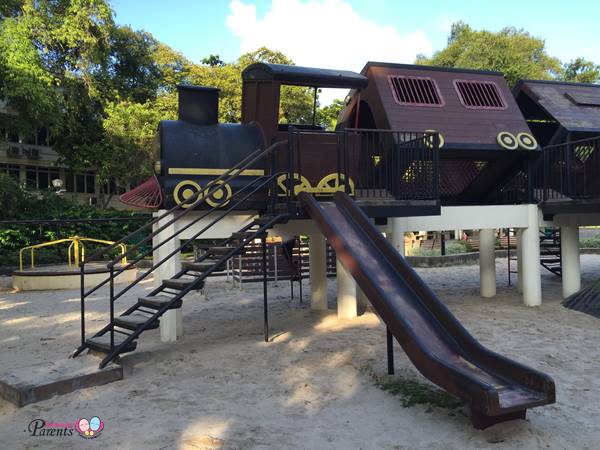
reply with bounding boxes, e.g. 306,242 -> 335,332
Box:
153,85 -> 267,210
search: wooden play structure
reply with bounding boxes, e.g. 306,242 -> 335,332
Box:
78,60 -> 600,429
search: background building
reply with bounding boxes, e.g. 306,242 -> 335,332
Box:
0,99 -> 128,209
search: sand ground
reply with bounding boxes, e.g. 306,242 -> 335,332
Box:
0,256 -> 599,449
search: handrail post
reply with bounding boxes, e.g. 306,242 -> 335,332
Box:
566,137 -> 573,198
73,239 -> 80,268
344,130 -> 349,194
262,235 -> 269,342
287,127 -> 294,211
109,264 -> 115,350
80,260 -> 85,347
433,133 -> 440,201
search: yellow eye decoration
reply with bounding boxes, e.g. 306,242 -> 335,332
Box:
497,131 -> 518,150
516,132 -> 538,150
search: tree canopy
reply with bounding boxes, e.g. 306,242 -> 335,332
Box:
416,21 -> 599,88
0,3 -> 326,194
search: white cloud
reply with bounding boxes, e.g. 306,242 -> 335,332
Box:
226,0 -> 432,103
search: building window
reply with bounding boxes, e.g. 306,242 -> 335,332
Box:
453,80 -> 507,110
25,166 -> 60,190
36,127 -> 49,146
0,164 -> 20,180
388,76 -> 444,107
65,171 -> 96,194
86,173 -> 95,194
7,128 -> 19,143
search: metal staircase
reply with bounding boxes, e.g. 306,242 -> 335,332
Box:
73,141 -> 294,368
540,228 -> 561,277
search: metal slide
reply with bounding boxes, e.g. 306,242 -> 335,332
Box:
299,192 -> 555,429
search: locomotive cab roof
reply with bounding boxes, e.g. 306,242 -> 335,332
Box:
242,62 -> 368,89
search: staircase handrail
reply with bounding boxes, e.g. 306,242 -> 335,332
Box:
85,140 -> 287,264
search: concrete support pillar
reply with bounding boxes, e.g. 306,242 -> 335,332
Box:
153,212 -> 183,342
561,225 -> 581,299
336,260 -> 357,319
516,228 -> 523,294
521,205 -> 542,306
479,228 -> 496,298
309,231 -> 328,310
390,217 -> 406,256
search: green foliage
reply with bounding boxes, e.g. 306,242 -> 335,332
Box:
371,372 -> 464,409
560,58 -> 600,84
0,14 -> 60,133
0,173 -> 26,220
0,174 -> 149,267
407,240 -> 472,257
102,99 -> 162,184
580,236 -> 600,248
98,25 -> 163,103
317,98 -> 345,130
201,54 -> 224,67
417,22 -> 561,87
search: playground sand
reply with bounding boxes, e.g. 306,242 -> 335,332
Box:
1,257 -> 599,449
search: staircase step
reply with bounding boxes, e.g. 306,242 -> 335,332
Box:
86,333 -> 137,354
182,261 -> 219,272
208,246 -> 235,256
253,216 -> 276,225
138,295 -> 183,310
114,313 -> 159,331
162,278 -> 203,290
231,231 -> 256,241
541,258 -> 561,264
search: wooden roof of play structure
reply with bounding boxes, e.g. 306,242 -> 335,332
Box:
514,80 -> 600,144
338,62 -> 534,150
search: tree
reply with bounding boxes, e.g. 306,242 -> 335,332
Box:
0,173 -> 25,220
416,22 -> 562,87
152,42 -> 191,92
0,0 -> 114,166
560,58 -> 600,84
0,13 -> 60,135
98,25 -> 163,104
317,98 -> 345,130
201,54 -> 224,67
101,100 -> 161,200
0,0 -> 23,20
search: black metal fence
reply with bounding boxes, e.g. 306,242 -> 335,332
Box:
346,128 -> 440,201
541,136 -> 600,201
287,127 -> 440,202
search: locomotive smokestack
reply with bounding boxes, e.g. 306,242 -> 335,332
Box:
177,85 -> 219,125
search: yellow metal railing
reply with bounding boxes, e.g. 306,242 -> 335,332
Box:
19,236 -> 127,271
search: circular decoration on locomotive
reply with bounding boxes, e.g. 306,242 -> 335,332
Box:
497,131 -> 518,150
315,173 -> 355,196
200,180 -> 233,207
276,173 -> 312,196
424,129 -> 445,148
158,121 -> 266,209
516,132 -> 538,150
173,180 -> 203,208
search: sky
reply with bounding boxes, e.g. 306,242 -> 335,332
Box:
110,0 -> 600,102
